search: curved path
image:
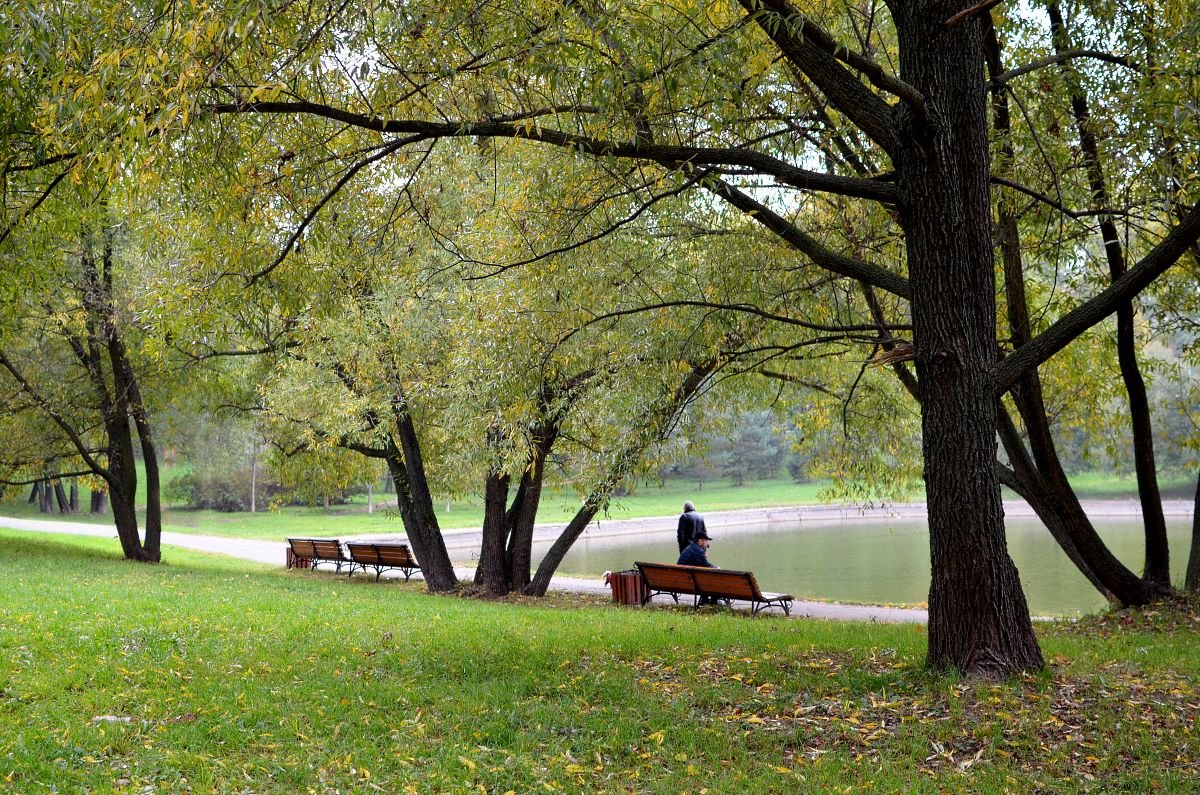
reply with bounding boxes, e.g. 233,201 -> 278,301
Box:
9,498 -> 1190,623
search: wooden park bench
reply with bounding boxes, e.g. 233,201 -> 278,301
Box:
634,561 -> 793,616
286,538 -> 352,573
345,542 -> 420,581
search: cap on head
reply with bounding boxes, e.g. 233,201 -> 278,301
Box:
692,529 -> 711,541
683,501 -> 696,512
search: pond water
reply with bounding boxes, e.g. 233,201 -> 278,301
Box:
542,515 -> 1195,616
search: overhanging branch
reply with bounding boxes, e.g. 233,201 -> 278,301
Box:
992,197 -> 1200,394
207,100 -> 898,203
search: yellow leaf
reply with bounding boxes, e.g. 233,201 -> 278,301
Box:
459,756 -> 476,772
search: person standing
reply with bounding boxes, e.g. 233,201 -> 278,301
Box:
676,501 -> 707,553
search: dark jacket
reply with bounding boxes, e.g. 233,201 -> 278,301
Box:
676,541 -> 714,568
676,510 -> 707,552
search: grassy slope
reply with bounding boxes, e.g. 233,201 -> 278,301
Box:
1,529 -> 1197,793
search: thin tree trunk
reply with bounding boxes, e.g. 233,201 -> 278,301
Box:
28,481 -> 40,504
984,19 -> 1154,607
250,440 -> 257,513
391,404 -> 457,591
995,409 -> 1111,599
526,499 -> 603,596
38,479 -> 53,513
525,359 -> 718,596
90,488 -> 108,514
1186,468 -> 1200,592
69,479 -> 79,512
53,479 -> 70,513
1047,1 -> 1170,588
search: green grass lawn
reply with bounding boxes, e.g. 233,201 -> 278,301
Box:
1,529 -> 1197,793
4,471 -> 1192,542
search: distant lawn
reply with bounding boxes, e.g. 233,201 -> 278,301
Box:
1,471 -> 1193,542
1,528 -> 1197,793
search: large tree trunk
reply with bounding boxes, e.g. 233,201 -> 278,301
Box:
893,5 -> 1042,676
1047,2 -> 1170,588
90,488 -> 108,514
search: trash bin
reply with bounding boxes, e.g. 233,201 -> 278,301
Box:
607,569 -> 648,606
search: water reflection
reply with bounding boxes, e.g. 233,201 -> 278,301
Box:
540,516 -> 1193,616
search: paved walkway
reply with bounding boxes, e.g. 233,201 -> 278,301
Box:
7,498 -> 1191,623
0,512 -> 933,622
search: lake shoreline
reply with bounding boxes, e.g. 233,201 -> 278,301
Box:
351,497 -> 1197,553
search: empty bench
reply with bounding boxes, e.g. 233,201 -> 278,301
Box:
346,542 -> 420,581
634,562 -> 793,616
287,538 -> 351,573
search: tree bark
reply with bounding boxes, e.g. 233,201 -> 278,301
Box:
1187,468 -> 1200,592
892,4 -> 1042,676
525,498 -> 603,596
38,478 -> 53,513
504,427 -> 555,591
381,414 -> 458,592
52,479 -> 70,513
80,229 -> 159,562
477,464 -> 511,596
90,488 -> 108,514
995,409 -> 1110,599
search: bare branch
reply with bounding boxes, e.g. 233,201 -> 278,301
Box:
991,49 -> 1139,85
992,198 -> 1200,394
208,100 -> 899,203
244,135 -> 424,285
944,0 -> 1008,29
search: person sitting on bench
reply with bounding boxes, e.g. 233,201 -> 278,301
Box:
677,529 -> 720,604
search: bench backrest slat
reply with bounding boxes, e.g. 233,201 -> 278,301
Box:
637,563 -> 698,591
346,542 -> 417,567
309,539 -> 345,559
691,569 -> 758,600
374,545 -> 415,566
